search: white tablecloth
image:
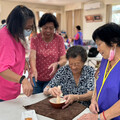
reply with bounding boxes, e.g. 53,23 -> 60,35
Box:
0,93 -> 90,120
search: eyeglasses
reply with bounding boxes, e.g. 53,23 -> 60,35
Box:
69,63 -> 81,67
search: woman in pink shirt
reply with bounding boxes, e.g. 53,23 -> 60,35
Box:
0,5 -> 36,101
30,13 -> 67,93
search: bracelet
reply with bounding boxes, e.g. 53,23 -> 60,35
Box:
98,114 -> 101,120
46,87 -> 50,92
19,75 -> 25,84
44,87 -> 50,93
103,111 -> 106,120
77,95 -> 80,102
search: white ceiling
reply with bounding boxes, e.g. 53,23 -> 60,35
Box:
2,0 -> 93,6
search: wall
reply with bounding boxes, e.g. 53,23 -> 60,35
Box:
64,3 -> 83,37
83,0 -> 120,40
65,2 -> 82,11
0,0 -> 119,40
105,0 -> 120,5
64,0 -> 106,40
83,0 -> 106,40
0,0 -> 65,29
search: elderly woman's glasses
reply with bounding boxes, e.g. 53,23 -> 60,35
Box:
69,62 -> 81,67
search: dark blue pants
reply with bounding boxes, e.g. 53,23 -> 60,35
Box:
33,80 -> 49,94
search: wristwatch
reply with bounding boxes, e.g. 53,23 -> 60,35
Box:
19,75 -> 25,84
57,63 -> 60,69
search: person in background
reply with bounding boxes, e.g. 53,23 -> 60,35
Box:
0,19 -> 6,29
43,45 -> 95,108
64,34 -> 71,50
69,36 -> 74,46
0,5 -> 36,101
30,13 -> 67,94
73,25 -> 83,46
78,23 -> 120,120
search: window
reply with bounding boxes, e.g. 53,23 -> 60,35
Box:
53,12 -> 56,17
112,5 -> 120,24
39,11 -> 56,18
39,11 -> 45,18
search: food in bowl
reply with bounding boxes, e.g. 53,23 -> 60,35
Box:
49,97 -> 66,109
25,118 -> 32,120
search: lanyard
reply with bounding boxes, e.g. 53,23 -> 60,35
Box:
97,60 -> 120,101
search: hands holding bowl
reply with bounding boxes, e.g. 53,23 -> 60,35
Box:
47,86 -> 77,109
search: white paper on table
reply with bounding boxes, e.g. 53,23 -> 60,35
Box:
73,108 -> 91,120
21,110 -> 38,120
17,93 -> 47,106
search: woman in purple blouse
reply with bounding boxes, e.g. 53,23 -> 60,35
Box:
78,23 -> 120,120
73,25 -> 83,46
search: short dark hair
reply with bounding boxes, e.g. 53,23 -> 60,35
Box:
38,13 -> 59,29
6,5 -> 36,41
92,22 -> 120,47
64,34 -> 68,39
1,19 -> 6,24
76,25 -> 81,30
66,45 -> 87,63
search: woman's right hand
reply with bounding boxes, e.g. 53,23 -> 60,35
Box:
62,94 -> 76,109
22,78 -> 33,96
89,99 -> 99,114
49,87 -> 62,97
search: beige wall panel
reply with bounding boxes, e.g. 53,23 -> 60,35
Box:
83,6 -> 106,40
105,0 -> 120,4
0,0 -> 64,27
66,11 -> 73,38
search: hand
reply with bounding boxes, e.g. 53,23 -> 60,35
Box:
94,67 -> 100,79
89,99 -> 99,114
62,94 -> 76,109
77,113 -> 98,120
49,87 -> 62,97
22,78 -> 33,96
30,69 -> 37,86
48,62 -> 58,76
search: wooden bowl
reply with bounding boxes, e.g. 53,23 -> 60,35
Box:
49,97 -> 66,109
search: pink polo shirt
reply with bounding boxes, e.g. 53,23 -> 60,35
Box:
31,33 -> 66,81
0,27 -> 25,100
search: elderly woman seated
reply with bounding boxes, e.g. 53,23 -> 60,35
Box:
43,45 -> 95,108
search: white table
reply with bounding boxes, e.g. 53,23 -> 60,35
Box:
0,93 -> 90,120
